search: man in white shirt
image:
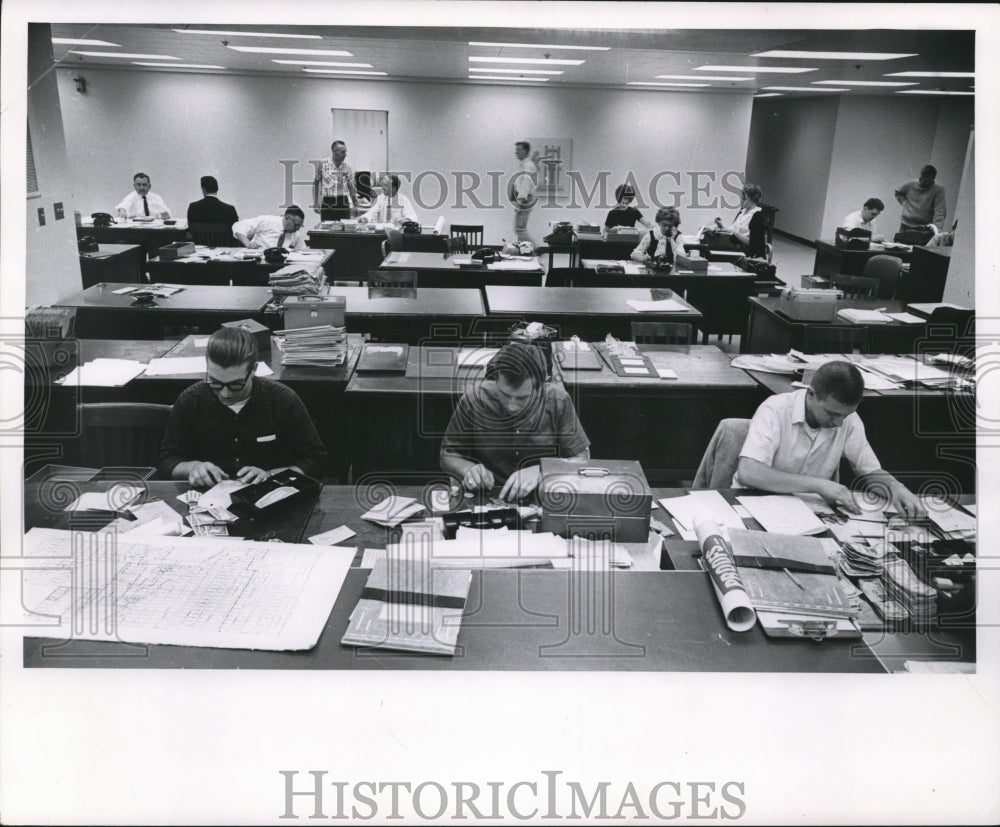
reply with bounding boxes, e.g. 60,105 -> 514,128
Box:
508,141 -> 538,246
115,172 -> 171,220
735,361 -> 925,518
232,205 -> 309,250
357,174 -> 418,226
841,197 -> 885,242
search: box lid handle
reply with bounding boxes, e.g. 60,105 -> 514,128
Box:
577,467 -> 609,477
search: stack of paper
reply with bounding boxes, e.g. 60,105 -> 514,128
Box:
490,257 -> 542,271
836,308 -> 892,324
835,541 -> 887,578
863,356 -> 953,386
625,297 -> 691,313
737,494 -> 827,535
143,357 -> 273,377
63,484 -> 143,512
273,325 -> 348,367
362,495 -> 426,527
268,263 -> 325,297
921,496 -> 976,540
58,359 -> 147,387
729,354 -> 802,375
659,491 -> 744,540
883,557 -> 937,624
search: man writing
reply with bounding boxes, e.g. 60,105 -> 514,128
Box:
895,164 -> 946,234
313,140 -> 359,220
158,327 -> 326,487
440,342 -> 590,500
735,361 -> 925,518
842,197 -> 885,243
232,205 -> 309,250
116,172 -> 170,220
357,174 -> 418,226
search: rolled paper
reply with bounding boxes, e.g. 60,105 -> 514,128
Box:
695,519 -> 757,633
432,216 -> 446,235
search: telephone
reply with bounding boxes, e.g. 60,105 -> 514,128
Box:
78,236 -> 99,253
91,212 -> 114,227
263,247 -> 289,264
401,220 -> 421,235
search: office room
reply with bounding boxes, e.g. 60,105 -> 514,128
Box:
3,2 -> 999,825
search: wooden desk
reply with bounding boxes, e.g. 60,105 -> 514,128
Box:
53,283 -> 276,339
144,250 -> 334,286
379,251 -> 545,288
743,296 -> 928,354
307,228 -> 385,279
77,220 -> 190,259
78,244 -> 144,289
329,285 -> 486,344
904,246 -> 951,303
484,286 -> 702,341
813,239 -> 912,277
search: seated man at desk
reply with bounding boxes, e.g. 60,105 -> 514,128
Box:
187,175 -> 239,226
605,184 -> 652,231
734,361 -> 925,518
440,343 -> 590,500
630,207 -> 683,265
842,197 -> 886,242
157,327 -> 326,487
115,172 -> 171,220
357,174 -> 418,226
232,206 -> 309,250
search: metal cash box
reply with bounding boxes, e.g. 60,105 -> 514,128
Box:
282,294 -> 346,329
539,458 -> 652,542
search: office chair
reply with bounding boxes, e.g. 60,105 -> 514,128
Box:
830,275 -> 878,299
863,254 -> 904,300
189,222 -> 238,248
367,269 -> 417,288
78,403 -> 173,471
449,224 -> 484,251
927,307 -> 975,358
380,228 -> 404,258
801,325 -> 869,355
630,321 -> 693,345
692,419 -> 751,489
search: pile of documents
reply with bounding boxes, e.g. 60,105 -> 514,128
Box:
836,308 -> 892,324
883,557 -> 937,624
268,263 -> 325,296
273,325 -> 348,367
185,503 -> 238,537
361,495 -> 427,527
58,358 -> 147,387
861,356 -> 954,386
920,496 -> 977,540
835,541 -> 887,578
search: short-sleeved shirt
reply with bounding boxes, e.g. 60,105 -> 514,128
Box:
842,209 -> 878,235
605,206 -> 644,228
734,389 -> 880,486
441,382 -> 590,480
315,158 -> 356,200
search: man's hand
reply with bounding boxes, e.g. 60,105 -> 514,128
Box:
116,208 -> 127,221
891,485 -> 926,520
461,463 -> 495,491
236,466 -> 269,485
817,480 -> 861,514
357,216 -> 369,224
499,466 -> 541,501
157,212 -> 170,220
188,461 -> 229,488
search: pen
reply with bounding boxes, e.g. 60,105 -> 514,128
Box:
761,544 -> 805,590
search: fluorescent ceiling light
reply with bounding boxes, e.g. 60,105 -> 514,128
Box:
763,86 -> 848,92
897,89 -> 974,96
886,71 -> 974,78
69,51 -> 180,59
813,80 -> 918,87
469,75 -> 549,81
627,82 -> 710,88
469,67 -> 563,75
754,93 -> 784,98
273,60 -> 373,67
656,74 -> 752,81
172,29 -> 321,39
52,38 -> 120,46
696,65 -> 817,74
303,69 -> 386,76
469,56 -> 584,66
227,46 -> 352,56
133,63 -> 225,69
753,50 -> 917,60
468,41 -> 609,51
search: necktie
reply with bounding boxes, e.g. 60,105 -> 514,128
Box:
278,232 -> 287,248
142,196 -> 149,216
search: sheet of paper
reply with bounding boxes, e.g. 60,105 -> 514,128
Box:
308,525 -> 357,546
361,496 -> 426,527
359,548 -> 386,568
58,359 -> 148,387
387,252 -> 410,263
197,479 -> 247,510
884,312 -> 926,324
921,496 -> 976,535
625,298 -> 691,313
64,485 -> 143,512
21,528 -> 352,651
736,494 -> 827,535
111,286 -> 140,295
128,499 -> 183,527
656,368 -> 678,380
192,337 -> 209,348
659,490 -> 745,532
143,357 -> 272,377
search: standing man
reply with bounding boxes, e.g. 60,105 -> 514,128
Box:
232,206 -> 309,250
313,140 -> 359,221
895,164 -> 947,234
841,197 -> 886,242
115,172 -> 170,220
508,141 -> 538,247
187,176 -> 239,226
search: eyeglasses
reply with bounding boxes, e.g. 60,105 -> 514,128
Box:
206,370 -> 253,393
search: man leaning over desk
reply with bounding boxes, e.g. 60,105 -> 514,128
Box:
232,205 -> 309,250
734,361 -> 925,518
440,343 -> 590,500
157,327 -> 326,487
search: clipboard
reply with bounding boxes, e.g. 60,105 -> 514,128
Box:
756,610 -> 861,641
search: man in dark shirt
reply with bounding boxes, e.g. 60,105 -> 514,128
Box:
440,343 -> 590,500
186,175 -> 239,226
157,327 -> 326,486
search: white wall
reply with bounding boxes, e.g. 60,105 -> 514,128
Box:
944,130 -> 974,306
55,68 -> 754,246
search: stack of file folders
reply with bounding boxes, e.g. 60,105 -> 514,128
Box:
836,308 -> 892,324
268,263 -> 326,296
883,557 -> 937,624
273,325 -> 348,367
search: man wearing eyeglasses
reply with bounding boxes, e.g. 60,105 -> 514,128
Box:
232,205 -> 309,250
157,327 -> 326,487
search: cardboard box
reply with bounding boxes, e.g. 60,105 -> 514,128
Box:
158,241 -> 196,260
283,294 -> 346,329
539,458 -> 652,542
221,318 -> 271,353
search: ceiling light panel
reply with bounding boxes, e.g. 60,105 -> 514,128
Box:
227,46 -> 353,56
469,68 -> 563,74
69,51 -> 180,59
272,60 -> 373,67
303,69 -> 387,75
468,42 -> 609,50
133,63 -> 225,69
469,75 -> 548,81
468,56 -> 584,66
813,80 -> 918,87
656,75 -> 753,81
172,29 -> 322,38
763,86 -> 848,92
696,65 -> 817,73
885,71 -> 974,78
752,50 -> 917,60
52,38 -> 120,46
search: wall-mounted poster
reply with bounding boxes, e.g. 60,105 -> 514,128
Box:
527,137 -> 572,196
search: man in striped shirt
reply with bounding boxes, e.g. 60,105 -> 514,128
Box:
313,140 -> 359,220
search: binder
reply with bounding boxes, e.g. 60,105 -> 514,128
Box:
552,340 -> 602,371
355,342 -> 409,373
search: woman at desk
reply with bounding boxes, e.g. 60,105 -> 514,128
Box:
630,207 -> 683,265
716,183 -> 767,259
604,184 -> 652,231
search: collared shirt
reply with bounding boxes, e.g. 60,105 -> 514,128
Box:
441,382 -> 590,480
631,226 -> 682,262
509,157 -> 538,202
157,377 -> 327,480
358,193 -> 418,225
842,209 -> 879,235
734,389 -> 880,486
116,190 -> 171,218
231,215 -> 309,250
315,158 -> 356,201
